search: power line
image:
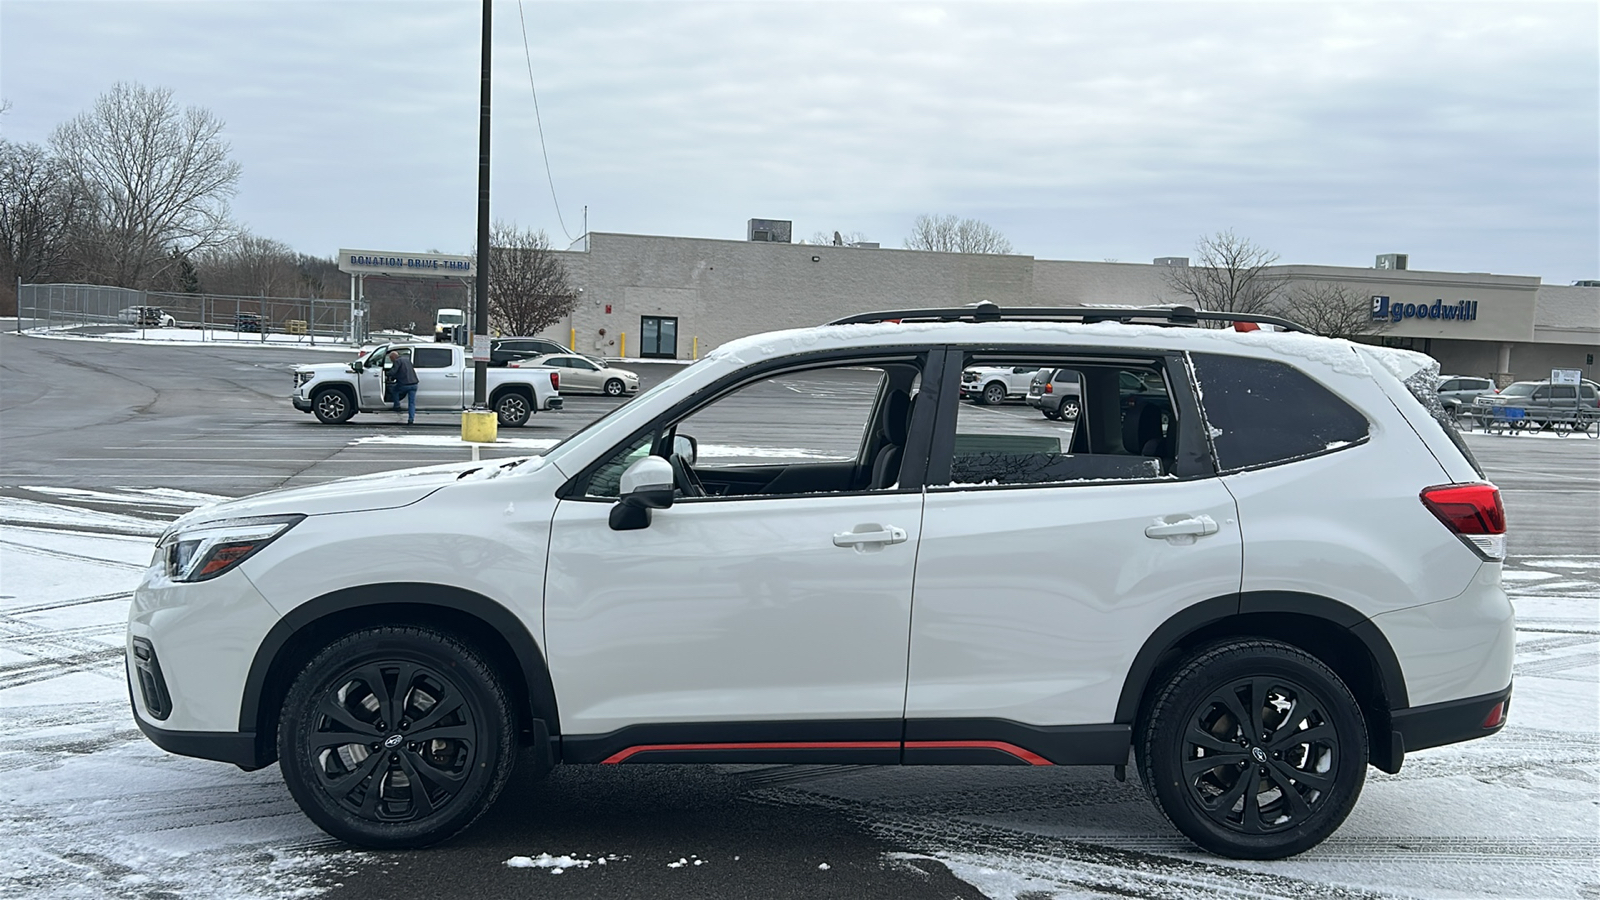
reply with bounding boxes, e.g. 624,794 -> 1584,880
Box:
517,0 -> 573,243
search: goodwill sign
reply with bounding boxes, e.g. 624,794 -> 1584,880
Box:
1371,296 -> 1478,324
337,248 -> 474,278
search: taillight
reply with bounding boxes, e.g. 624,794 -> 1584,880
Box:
550,371 -> 560,390
1420,483 -> 1506,561
1481,701 -> 1507,729
1044,383 -> 1053,394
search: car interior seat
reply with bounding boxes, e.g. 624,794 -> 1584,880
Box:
869,390 -> 913,489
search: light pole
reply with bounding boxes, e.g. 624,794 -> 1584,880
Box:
472,0 -> 491,407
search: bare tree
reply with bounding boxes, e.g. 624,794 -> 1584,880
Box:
904,214 -> 1013,254
191,232 -> 302,297
1163,230 -> 1287,315
809,229 -> 870,246
487,222 -> 575,336
50,82 -> 241,288
1280,281 -> 1390,339
0,139 -> 92,285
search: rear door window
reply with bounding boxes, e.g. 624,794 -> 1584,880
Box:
412,347 -> 454,368
1190,353 -> 1368,472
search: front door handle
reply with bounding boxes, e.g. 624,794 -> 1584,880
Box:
445,373 -> 460,378
833,524 -> 908,550
1144,515 -> 1219,539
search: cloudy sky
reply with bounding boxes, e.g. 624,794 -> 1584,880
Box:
3,1 -> 1595,282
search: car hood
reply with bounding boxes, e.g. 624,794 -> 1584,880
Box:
166,459 -> 500,528
295,360 -> 358,375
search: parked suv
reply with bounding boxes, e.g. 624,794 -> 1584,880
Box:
1026,367 -> 1082,419
130,304 -> 1511,860
117,306 -> 175,328
1437,375 -> 1495,413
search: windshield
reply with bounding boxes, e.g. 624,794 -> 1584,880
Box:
437,313 -> 464,325
1500,383 -> 1536,397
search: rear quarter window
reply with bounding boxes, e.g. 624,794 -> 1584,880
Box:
1190,353 -> 1369,471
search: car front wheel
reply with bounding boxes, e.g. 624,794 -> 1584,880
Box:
312,389 -> 355,424
277,626 -> 516,849
982,382 -> 1007,405
1136,639 -> 1367,859
604,378 -> 626,397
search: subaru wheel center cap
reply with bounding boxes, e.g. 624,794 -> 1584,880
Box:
384,734 -> 403,749
1250,746 -> 1268,763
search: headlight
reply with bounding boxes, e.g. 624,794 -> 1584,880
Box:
153,514 -> 304,582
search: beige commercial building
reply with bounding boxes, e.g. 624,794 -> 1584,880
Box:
550,231 -> 1598,384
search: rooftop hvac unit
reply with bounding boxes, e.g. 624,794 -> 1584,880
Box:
747,218 -> 792,243
1152,257 -> 1189,267
1376,253 -> 1409,270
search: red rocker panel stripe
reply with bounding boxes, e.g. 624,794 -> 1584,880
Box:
904,740 -> 1053,765
599,739 -> 1053,766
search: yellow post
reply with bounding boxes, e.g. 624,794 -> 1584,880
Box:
461,409 -> 497,460
569,327 -> 576,351
693,336 -> 698,359
620,332 -> 626,358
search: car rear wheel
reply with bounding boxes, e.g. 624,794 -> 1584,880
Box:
278,626 -> 516,849
982,382 -> 1007,405
1042,406 -> 1061,420
312,388 -> 355,424
493,391 -> 532,427
1136,639 -> 1367,859
1060,400 -> 1080,420
604,378 -> 626,397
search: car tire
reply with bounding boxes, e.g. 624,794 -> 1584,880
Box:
604,378 -> 625,397
312,388 -> 355,424
982,382 -> 1007,406
1042,407 -> 1061,420
1060,400 -> 1080,420
277,626 -> 516,849
493,391 -> 532,427
1136,639 -> 1367,860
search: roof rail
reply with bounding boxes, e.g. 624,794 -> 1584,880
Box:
826,301 -> 1312,334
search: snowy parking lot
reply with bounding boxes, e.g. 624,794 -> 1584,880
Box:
1,332 -> 1596,899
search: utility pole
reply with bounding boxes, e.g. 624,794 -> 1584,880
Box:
472,0 -> 491,406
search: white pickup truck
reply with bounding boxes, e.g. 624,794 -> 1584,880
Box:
291,343 -> 563,426
959,364 -> 1050,405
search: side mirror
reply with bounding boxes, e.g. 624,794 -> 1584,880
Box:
350,361 -> 364,373
672,434 -> 698,466
610,455 -> 675,530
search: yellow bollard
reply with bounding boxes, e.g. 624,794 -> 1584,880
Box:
461,409 -> 497,461
693,336 -> 698,359
569,327 -> 576,351
620,332 -> 626,358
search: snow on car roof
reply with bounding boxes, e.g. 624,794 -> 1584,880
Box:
707,319 -> 1376,378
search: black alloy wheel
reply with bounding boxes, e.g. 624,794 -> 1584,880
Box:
494,391 -> 532,427
1137,639 -> 1367,859
604,378 -> 626,397
312,389 -> 354,424
278,626 -> 515,848
983,382 -> 1007,405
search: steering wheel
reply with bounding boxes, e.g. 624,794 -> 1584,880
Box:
669,452 -> 706,498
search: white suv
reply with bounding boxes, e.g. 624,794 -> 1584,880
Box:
128,304 -> 1513,860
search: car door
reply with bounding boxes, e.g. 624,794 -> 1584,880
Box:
410,346 -> 462,409
544,353 -> 937,760
903,348 -> 1242,760
560,356 -> 604,393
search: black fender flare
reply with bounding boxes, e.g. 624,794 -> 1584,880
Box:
240,582 -> 559,748
1113,591 -> 1409,725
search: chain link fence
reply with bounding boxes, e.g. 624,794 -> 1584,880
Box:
16,283 -> 358,345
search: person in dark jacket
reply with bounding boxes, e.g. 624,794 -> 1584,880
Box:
386,350 -> 419,424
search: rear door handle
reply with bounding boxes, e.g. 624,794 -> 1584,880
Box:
833,524 -> 908,549
1144,515 -> 1219,539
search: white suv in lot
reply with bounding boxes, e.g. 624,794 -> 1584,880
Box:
129,304 -> 1512,860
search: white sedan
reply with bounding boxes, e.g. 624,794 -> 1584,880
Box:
512,353 -> 639,396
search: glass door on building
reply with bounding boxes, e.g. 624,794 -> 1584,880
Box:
639,316 -> 678,359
